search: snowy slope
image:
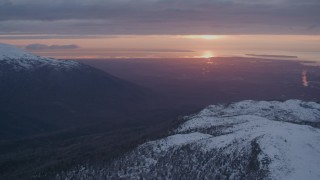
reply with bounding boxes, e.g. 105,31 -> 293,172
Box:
0,43 -> 80,70
56,100 -> 320,180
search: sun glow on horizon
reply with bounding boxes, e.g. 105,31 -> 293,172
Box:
200,51 -> 215,58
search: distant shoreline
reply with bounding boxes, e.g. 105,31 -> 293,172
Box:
245,54 -> 298,58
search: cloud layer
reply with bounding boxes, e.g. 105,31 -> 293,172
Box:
0,0 -> 319,35
25,44 -> 79,50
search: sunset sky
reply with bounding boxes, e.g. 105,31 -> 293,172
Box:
1,0 -> 320,60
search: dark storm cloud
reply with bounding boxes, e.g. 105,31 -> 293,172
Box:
25,44 -> 80,50
0,0 -> 320,35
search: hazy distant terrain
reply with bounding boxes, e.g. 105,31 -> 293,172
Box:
78,57 -> 320,107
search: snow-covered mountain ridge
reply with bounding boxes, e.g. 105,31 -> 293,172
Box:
0,43 -> 80,70
57,100 -> 320,180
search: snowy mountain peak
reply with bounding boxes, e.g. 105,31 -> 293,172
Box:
0,43 -> 80,70
0,43 -> 39,60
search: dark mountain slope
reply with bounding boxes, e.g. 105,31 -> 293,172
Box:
0,43 -> 147,140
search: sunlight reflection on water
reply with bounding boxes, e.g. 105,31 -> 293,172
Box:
302,70 -> 308,87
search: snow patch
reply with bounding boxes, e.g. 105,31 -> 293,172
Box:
0,43 -> 80,70
144,132 -> 212,152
